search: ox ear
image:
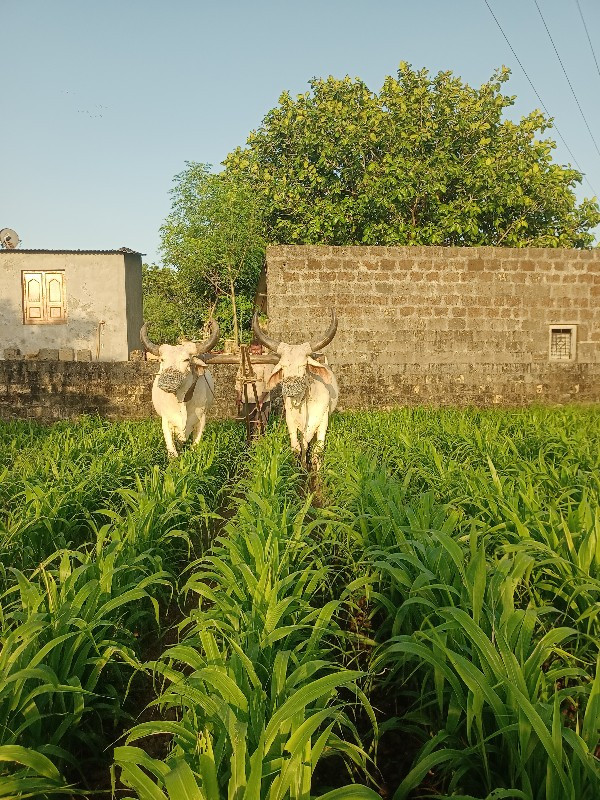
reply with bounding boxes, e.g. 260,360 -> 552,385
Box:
307,356 -> 331,382
267,368 -> 283,391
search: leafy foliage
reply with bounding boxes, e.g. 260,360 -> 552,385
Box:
115,431 -> 378,799
157,163 -> 266,346
225,64 -> 600,247
0,418 -> 245,796
141,264 -> 194,346
1,409 -> 600,798
322,407 -> 600,798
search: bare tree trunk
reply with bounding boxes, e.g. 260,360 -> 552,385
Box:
228,270 -> 239,349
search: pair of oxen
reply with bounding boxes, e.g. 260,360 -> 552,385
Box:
140,312 -> 339,465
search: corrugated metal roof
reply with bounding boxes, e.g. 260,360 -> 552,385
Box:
0,247 -> 144,255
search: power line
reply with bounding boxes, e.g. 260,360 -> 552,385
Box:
575,0 -> 600,82
533,0 -> 600,161
482,0 -> 598,197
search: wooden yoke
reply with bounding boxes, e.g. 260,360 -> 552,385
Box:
202,348 -> 279,441
200,350 -> 326,442
202,353 -> 280,365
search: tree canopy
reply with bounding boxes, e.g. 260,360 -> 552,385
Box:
141,263 -> 197,345
148,64 -> 599,343
158,163 -> 266,345
224,63 -> 599,248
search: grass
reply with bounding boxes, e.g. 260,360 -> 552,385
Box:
0,417 -> 245,796
321,408 -> 600,798
114,430 -> 378,799
0,407 -> 599,798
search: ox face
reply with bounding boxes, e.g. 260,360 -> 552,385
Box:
156,343 -> 201,393
268,343 -> 329,390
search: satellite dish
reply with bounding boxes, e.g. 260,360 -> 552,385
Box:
0,228 -> 20,249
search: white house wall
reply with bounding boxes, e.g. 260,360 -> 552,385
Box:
0,251 -> 142,361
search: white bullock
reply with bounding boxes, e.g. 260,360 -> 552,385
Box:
140,322 -> 219,457
252,311 -> 339,467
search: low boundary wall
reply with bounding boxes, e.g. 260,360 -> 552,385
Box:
0,358 -> 597,424
0,360 -> 237,422
334,361 -> 600,408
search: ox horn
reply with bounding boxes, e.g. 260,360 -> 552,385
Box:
194,319 -> 220,355
311,309 -> 338,352
140,322 -> 160,356
252,312 -> 281,352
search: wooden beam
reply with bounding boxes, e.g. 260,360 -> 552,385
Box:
201,353 -> 280,365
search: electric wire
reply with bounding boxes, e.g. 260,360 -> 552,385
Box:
533,0 -> 600,161
575,0 -> 600,82
482,0 -> 598,198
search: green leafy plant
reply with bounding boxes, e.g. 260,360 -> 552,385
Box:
225,64 -> 600,247
115,431 -> 378,798
158,163 -> 266,347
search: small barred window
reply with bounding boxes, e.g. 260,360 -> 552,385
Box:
549,325 -> 576,361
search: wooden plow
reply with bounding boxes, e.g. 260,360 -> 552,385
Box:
203,347 -> 279,443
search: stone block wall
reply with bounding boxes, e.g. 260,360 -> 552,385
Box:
266,245 -> 600,407
0,361 -> 237,422
2,245 -> 598,421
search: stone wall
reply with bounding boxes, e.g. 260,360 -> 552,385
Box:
2,245 -> 599,422
266,245 -> 600,407
0,360 -> 237,422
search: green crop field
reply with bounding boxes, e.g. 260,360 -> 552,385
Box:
0,407 -> 599,799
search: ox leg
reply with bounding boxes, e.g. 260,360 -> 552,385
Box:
298,432 -> 308,469
287,421 -> 302,459
191,413 -> 207,446
309,414 -> 329,470
177,403 -> 188,442
162,418 -> 178,458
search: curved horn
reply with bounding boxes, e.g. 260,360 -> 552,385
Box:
194,319 -> 220,354
140,322 -> 160,356
311,309 -> 338,352
252,312 -> 281,352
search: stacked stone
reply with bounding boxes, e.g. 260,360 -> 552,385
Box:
266,245 -> 600,407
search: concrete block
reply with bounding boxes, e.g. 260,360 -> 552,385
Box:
578,342 -> 599,363
76,349 -> 92,362
3,348 -> 22,360
38,349 -> 59,361
59,348 -> 74,361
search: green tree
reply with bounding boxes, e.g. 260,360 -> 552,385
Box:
159,163 -> 266,347
225,63 -> 599,247
141,264 -> 200,344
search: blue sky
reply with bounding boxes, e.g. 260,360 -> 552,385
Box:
2,0 -> 600,263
